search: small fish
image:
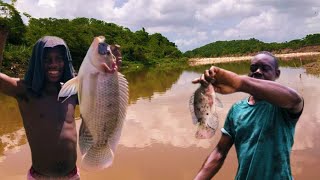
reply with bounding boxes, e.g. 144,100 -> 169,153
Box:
58,36 -> 129,170
189,83 -> 222,139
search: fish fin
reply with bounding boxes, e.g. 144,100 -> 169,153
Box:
81,144 -> 114,171
78,76 -> 83,105
189,93 -> 198,125
206,112 -> 219,130
58,77 -> 79,102
215,97 -> 223,108
79,118 -> 94,155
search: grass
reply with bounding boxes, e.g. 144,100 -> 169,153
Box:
304,61 -> 320,76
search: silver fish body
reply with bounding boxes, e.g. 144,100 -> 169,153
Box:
189,83 -> 220,139
79,72 -> 128,170
58,36 -> 128,170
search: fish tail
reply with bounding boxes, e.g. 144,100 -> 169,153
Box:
81,144 -> 114,171
195,125 -> 216,139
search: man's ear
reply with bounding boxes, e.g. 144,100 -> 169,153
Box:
276,69 -> 280,79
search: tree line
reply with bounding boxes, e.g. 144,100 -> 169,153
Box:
184,34 -> 320,58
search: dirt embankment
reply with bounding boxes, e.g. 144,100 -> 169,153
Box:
189,52 -> 320,66
188,46 -> 320,66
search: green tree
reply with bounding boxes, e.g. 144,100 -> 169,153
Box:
0,0 -> 26,68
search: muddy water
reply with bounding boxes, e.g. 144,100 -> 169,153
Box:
0,61 -> 319,179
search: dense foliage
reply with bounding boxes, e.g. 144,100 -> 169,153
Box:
0,0 -> 26,44
184,34 -> 320,58
2,11 -> 183,75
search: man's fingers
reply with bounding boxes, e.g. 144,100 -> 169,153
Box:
200,74 -> 209,87
214,86 -> 221,93
113,65 -> 118,72
210,66 -> 219,75
204,69 -> 216,85
209,66 -> 213,75
111,44 -> 122,57
110,44 -> 122,70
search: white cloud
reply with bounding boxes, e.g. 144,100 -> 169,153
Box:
37,0 -> 57,7
195,0 -> 256,22
9,0 -> 320,51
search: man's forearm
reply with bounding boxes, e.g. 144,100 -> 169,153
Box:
0,72 -> 21,96
239,76 -> 303,110
195,148 -> 225,180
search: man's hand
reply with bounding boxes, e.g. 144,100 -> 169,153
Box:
110,44 -> 122,70
192,66 -> 242,94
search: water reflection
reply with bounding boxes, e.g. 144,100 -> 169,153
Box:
0,59 -> 319,179
121,71 -> 215,149
0,93 -> 26,161
124,67 -> 184,104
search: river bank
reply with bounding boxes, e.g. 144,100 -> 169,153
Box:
188,52 -> 320,66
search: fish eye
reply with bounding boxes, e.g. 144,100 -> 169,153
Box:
98,42 -> 109,55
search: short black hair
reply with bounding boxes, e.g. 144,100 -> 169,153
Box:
256,51 -> 279,69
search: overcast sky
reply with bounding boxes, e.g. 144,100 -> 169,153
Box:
4,0 -> 320,52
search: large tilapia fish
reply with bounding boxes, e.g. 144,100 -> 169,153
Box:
58,36 -> 129,170
189,83 -> 222,139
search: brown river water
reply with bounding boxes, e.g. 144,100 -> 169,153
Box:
0,60 -> 319,179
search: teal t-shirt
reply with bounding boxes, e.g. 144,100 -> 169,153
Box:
222,97 -> 301,180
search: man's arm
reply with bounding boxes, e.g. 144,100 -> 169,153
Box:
194,134 -> 233,180
193,66 -> 303,114
0,72 -> 23,97
239,76 -> 303,114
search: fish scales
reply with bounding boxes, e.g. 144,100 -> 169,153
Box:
80,73 -> 127,143
190,83 -> 220,139
79,72 -> 128,169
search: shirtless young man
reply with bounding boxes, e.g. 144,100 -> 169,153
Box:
0,36 -> 121,179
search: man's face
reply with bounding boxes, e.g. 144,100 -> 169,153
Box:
248,53 -> 279,81
43,47 -> 65,83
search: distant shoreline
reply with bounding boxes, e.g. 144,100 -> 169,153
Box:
188,52 -> 320,66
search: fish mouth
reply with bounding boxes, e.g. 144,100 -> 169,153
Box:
101,62 -> 117,73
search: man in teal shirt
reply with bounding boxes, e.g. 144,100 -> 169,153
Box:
193,51 -> 304,180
